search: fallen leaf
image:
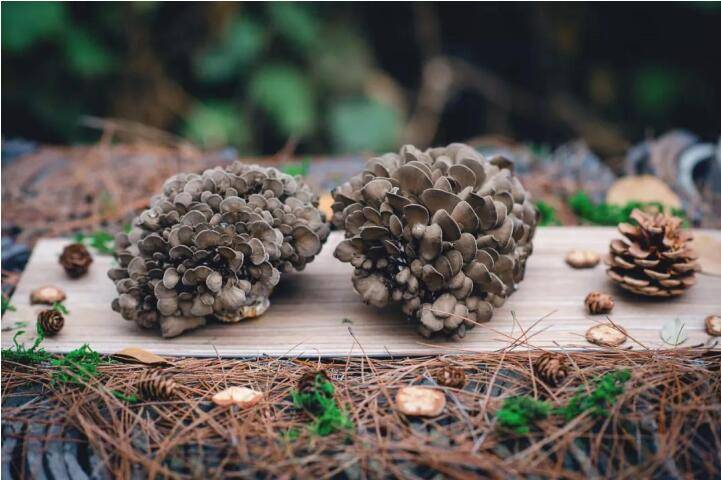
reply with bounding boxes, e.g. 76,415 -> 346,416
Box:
660,318 -> 687,346
395,386 -> 446,417
212,386 -> 263,408
585,323 -> 627,347
606,175 -> 681,209
113,347 -> 173,366
692,235 -> 721,277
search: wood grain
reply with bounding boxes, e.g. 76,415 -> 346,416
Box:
2,228 -> 720,357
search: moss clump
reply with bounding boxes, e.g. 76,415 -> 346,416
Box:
496,396 -> 551,434
568,191 -> 686,226
1,329 -> 51,364
291,373 -> 354,437
557,369 -> 631,420
535,200 -> 561,226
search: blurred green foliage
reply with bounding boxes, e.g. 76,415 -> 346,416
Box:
2,2 -> 401,154
2,3 -> 719,153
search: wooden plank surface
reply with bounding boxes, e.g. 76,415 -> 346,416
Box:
2,228 -> 720,357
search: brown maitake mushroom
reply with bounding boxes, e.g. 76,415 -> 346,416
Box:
606,209 -> 700,297
108,163 -> 330,337
60,243 -> 93,278
331,143 -> 538,339
37,309 -> 64,336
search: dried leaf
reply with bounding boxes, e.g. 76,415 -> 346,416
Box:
113,347 -> 173,366
692,235 -> 721,277
606,175 -> 681,209
660,318 -> 687,346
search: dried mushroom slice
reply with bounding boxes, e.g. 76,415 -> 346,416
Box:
108,163 -> 329,337
331,143 -> 538,340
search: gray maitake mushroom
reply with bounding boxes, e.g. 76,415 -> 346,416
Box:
109,163 -> 330,337
331,143 -> 538,339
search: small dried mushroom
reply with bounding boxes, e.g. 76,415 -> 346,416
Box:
37,309 -> 64,336
585,323 -> 627,347
606,209 -> 700,297
212,386 -> 263,408
136,371 -> 177,400
432,364 -> 466,389
331,143 -> 538,339
60,243 -> 93,278
585,292 -> 614,314
108,163 -> 330,337
395,386 -> 446,417
534,352 -> 568,386
30,286 -> 66,305
565,250 -> 600,268
705,315 -> 721,336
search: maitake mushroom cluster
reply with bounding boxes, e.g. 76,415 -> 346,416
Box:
331,143 -> 538,339
606,209 -> 699,297
109,163 -> 329,337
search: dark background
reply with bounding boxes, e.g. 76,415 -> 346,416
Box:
2,2 -> 720,155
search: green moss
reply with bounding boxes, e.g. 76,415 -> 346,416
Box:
1,294 -> 16,315
73,230 -> 115,255
556,369 -> 631,420
568,190 -> 686,226
1,329 -> 51,364
496,396 -> 551,434
50,343 -> 109,385
291,373 -> 354,437
52,301 -> 69,314
535,200 -> 561,226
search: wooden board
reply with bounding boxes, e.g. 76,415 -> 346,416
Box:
2,228 -> 720,357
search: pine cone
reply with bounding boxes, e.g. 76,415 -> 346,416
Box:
331,143 -> 538,339
108,164 -> 330,337
606,209 -> 700,297
534,352 -> 568,386
37,309 -> 64,336
136,371 -> 177,400
585,292 -> 614,314
59,243 -> 93,278
433,364 -> 466,389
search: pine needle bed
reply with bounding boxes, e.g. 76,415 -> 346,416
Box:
2,349 -> 720,478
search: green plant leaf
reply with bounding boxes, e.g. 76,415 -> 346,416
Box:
249,64 -> 316,136
183,102 -> 248,149
2,2 -> 67,52
63,28 -> 115,77
328,97 -> 400,153
633,67 -> 681,117
267,3 -> 318,53
194,16 -> 264,83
